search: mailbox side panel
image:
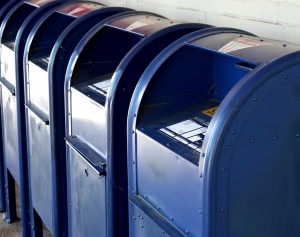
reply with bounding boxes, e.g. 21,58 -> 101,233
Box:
67,146 -> 106,237
218,63 -> 300,237
27,109 -> 53,231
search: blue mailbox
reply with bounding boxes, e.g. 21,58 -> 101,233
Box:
0,0 -> 13,9
127,27 -> 300,237
23,2 -> 130,236
0,0 -> 68,233
64,11 -> 211,237
0,0 -> 22,213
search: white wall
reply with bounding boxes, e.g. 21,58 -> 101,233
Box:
99,0 -> 300,46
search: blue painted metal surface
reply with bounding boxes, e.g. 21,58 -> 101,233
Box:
127,27 -> 300,237
14,1 -> 74,235
0,0 -> 21,215
0,1 -> 69,235
22,2 -> 131,236
49,9 -> 132,237
64,11 -> 210,236
0,0 -> 12,9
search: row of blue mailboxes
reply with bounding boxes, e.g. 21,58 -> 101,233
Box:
0,0 -> 299,236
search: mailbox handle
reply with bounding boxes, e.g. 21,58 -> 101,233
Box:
25,103 -> 49,125
65,136 -> 106,175
0,77 -> 15,96
235,62 -> 257,72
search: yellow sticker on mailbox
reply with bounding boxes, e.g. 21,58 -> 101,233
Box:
202,107 -> 218,117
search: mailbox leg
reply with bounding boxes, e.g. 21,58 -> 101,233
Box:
0,115 -> 4,212
3,171 -> 17,223
31,209 -> 43,237
0,158 -> 5,212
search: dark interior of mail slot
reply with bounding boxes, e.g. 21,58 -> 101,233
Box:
28,12 -> 76,70
71,26 -> 143,106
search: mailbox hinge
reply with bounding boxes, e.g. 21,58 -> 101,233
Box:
65,136 -> 106,175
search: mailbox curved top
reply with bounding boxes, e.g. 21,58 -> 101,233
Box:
64,11 -> 170,84
65,11 -> 211,108
0,0 -> 12,9
127,27 -> 300,237
23,1 -> 107,62
48,7 -> 132,91
0,0 -> 19,25
0,0 -> 58,45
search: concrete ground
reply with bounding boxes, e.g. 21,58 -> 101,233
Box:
0,214 -> 22,237
0,184 -> 24,237
0,186 -> 52,237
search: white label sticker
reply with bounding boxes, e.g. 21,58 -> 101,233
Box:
167,120 -> 201,135
159,128 -> 175,137
188,135 -> 201,142
219,37 -> 272,54
182,128 -> 203,138
174,136 -> 189,144
188,144 -> 198,149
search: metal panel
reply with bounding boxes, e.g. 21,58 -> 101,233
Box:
136,131 -> 202,237
67,145 -> 106,237
1,45 -> 16,88
26,108 -> 53,231
0,0 -> 21,214
1,88 -> 19,184
0,46 -> 18,183
201,52 -> 300,237
27,61 -> 49,116
129,200 -> 171,237
71,88 -> 107,156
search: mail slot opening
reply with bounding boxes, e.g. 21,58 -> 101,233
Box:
137,45 -> 258,165
71,27 -> 142,106
28,13 -> 76,69
1,4 -> 36,48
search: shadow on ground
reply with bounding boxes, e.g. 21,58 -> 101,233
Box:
0,185 -> 52,237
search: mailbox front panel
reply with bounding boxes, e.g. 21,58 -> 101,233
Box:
1,88 -> 19,184
0,45 -> 19,183
1,45 -> 16,88
27,109 -> 53,231
71,88 -> 107,156
27,61 -> 49,116
136,131 -> 202,236
67,146 -> 106,237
